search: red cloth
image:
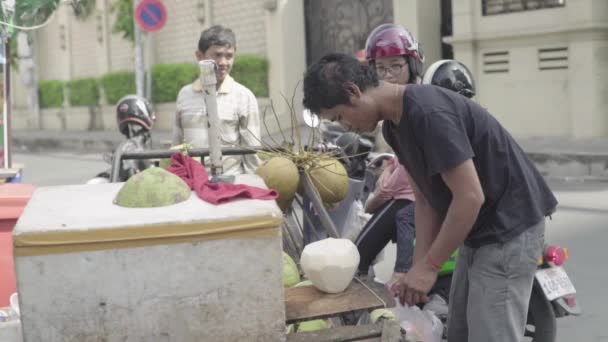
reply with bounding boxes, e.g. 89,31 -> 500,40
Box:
166,153 -> 278,205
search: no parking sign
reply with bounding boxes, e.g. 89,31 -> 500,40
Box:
135,0 -> 167,32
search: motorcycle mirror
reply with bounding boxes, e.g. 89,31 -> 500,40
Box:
302,109 -> 320,128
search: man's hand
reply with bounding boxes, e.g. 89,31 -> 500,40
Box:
390,257 -> 439,306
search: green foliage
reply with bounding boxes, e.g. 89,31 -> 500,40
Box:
151,63 -> 198,103
38,80 -> 64,108
8,38 -> 18,70
111,0 -> 134,42
232,55 -> 269,97
0,0 -> 92,35
101,71 -> 135,105
2,0 -> 60,36
66,78 -> 100,106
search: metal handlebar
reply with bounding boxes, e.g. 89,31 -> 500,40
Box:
109,146 -> 267,182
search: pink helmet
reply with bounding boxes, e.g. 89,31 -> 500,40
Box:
355,49 -> 368,65
365,24 -> 424,81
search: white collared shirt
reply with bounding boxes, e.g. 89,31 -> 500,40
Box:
172,75 -> 261,175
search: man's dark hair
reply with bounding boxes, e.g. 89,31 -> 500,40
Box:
198,25 -> 237,53
303,53 -> 379,114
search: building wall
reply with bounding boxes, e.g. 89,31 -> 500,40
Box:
212,0 -> 267,56
393,0 -> 442,71
70,12 -> 101,78
446,0 -> 608,138
34,7 -> 69,81
152,0 -> 205,65
15,0 -> 608,139
107,0 -> 135,72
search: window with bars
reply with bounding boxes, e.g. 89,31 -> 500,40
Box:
482,0 -> 565,16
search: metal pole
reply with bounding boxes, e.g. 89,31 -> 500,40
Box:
301,172 -> 340,238
3,34 -> 11,169
144,32 -> 152,101
133,0 -> 144,97
198,60 -> 223,176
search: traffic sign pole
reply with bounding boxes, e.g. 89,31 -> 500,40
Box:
133,0 -> 145,98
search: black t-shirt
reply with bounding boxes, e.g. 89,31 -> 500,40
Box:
383,84 -> 557,248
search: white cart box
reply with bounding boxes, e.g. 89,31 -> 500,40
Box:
13,175 -> 285,342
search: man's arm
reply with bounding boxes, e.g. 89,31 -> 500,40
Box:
408,175 -> 441,265
426,159 -> 484,266
239,92 -> 261,173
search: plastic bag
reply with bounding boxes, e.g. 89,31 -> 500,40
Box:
395,302 -> 443,342
342,199 -> 370,242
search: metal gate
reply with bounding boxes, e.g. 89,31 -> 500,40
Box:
304,0 -> 393,65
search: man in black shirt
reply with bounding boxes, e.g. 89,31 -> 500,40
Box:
302,53 -> 557,342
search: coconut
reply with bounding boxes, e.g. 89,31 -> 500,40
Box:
295,319 -> 330,332
283,252 -> 301,287
294,280 -> 313,287
300,238 -> 360,293
370,308 -> 397,323
113,167 -> 191,208
308,158 -> 348,204
290,280 -> 331,332
256,157 -> 300,211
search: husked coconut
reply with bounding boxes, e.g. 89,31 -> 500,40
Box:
114,167 -> 191,208
300,238 -> 360,293
256,157 -> 300,211
308,158 -> 348,204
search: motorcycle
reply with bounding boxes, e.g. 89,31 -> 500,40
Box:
87,96 -> 156,184
86,131 -> 153,185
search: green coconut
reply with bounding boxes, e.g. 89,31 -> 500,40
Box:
283,252 -> 301,287
308,158 -> 349,204
294,280 -> 313,287
113,167 -> 191,208
256,157 -> 300,211
295,319 -> 331,332
370,308 -> 397,324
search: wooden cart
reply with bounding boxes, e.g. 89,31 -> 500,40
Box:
285,278 -> 403,341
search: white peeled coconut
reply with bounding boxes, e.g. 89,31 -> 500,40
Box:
113,167 -> 191,208
256,157 -> 300,211
300,238 -> 360,293
283,252 -> 301,287
309,158 -> 348,204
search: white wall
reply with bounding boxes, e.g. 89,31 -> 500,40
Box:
446,0 -> 608,137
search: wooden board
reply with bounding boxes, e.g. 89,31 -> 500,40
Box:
285,278 -> 395,324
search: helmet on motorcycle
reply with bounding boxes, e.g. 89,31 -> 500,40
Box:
422,60 -> 476,98
365,24 -> 424,83
116,95 -> 156,137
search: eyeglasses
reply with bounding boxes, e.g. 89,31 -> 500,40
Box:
375,63 -> 407,78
